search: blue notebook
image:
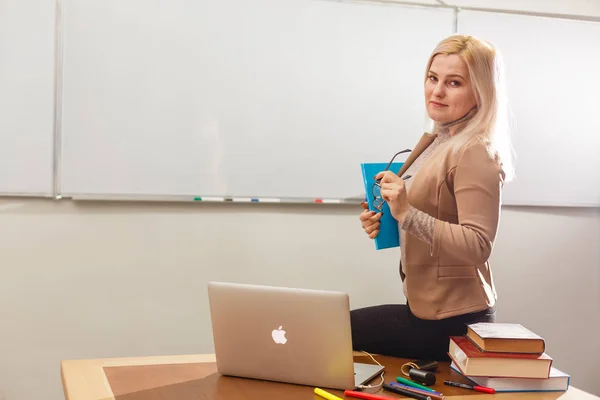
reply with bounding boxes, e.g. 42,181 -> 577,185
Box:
360,162 -> 404,250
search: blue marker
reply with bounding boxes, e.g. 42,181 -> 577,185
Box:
391,381 -> 443,396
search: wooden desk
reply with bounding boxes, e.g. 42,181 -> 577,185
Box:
61,352 -> 598,400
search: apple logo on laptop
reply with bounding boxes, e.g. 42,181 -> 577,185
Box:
271,326 -> 287,344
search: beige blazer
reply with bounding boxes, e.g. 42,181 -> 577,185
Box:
397,132 -> 505,320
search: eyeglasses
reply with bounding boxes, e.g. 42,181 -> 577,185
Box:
371,149 -> 412,211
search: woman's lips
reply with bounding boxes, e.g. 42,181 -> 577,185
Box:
429,101 -> 447,108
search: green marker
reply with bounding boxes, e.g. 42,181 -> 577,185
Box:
396,376 -> 437,393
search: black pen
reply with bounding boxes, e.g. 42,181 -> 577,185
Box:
383,383 -> 432,400
402,175 -> 412,180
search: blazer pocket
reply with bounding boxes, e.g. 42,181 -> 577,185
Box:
438,265 -> 478,278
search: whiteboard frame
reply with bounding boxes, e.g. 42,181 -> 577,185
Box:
67,193 -> 365,204
53,0 -> 65,200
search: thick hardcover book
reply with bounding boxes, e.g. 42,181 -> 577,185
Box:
450,362 -> 569,393
449,336 -> 552,379
466,322 -> 546,354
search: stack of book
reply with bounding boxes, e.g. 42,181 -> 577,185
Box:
448,322 -> 570,393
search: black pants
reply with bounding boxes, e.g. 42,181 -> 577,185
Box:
350,303 -> 495,361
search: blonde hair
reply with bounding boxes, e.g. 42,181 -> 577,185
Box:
424,34 -> 515,182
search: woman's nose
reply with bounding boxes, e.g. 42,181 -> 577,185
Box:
433,83 -> 445,98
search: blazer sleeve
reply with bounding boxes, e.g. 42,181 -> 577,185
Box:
431,141 -> 505,265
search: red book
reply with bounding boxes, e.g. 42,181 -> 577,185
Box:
449,336 -> 552,379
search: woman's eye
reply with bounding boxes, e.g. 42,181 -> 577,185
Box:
428,75 -> 437,82
449,80 -> 461,87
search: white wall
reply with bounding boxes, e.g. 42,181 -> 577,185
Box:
0,198 -> 598,399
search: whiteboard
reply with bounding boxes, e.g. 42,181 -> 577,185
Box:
0,0 -> 56,196
458,10 -> 600,207
60,0 -> 454,200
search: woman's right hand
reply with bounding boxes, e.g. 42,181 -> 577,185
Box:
359,202 -> 382,239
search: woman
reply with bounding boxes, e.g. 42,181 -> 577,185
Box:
352,34 -> 514,361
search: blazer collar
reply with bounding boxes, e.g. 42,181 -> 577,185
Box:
397,132 -> 437,177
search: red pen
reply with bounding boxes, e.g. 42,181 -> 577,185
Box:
444,380 -> 495,394
344,390 -> 398,400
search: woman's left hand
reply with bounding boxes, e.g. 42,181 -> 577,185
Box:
375,171 -> 410,223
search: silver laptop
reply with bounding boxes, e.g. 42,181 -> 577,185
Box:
207,281 -> 384,390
